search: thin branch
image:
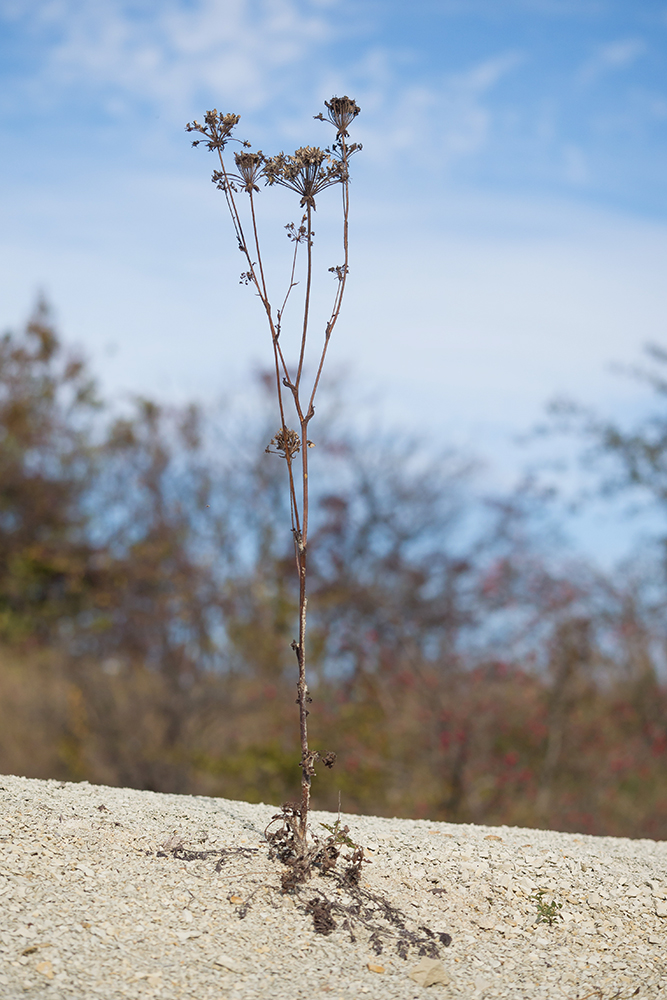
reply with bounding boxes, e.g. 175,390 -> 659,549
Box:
307,138 -> 351,419
296,204 -> 313,391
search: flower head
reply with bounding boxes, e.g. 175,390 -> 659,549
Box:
314,96 -> 361,138
267,427 -> 301,459
233,150 -> 265,193
185,110 -> 241,151
263,146 -> 345,209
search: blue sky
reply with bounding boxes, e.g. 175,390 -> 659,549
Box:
2,0 -> 667,555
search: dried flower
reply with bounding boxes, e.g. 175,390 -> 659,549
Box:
267,427 -> 301,459
211,169 -> 232,193
234,151 -> 265,193
285,219 -> 309,243
314,96 -> 361,138
185,110 -> 241,151
328,264 -> 349,282
263,146 -> 346,209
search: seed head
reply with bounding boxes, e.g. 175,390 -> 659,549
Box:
267,427 -> 301,459
314,96 -> 361,138
263,146 -> 346,209
234,150 -> 265,193
185,110 -> 241,151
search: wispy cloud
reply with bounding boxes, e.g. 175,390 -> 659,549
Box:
418,0 -> 607,16
353,50 -> 523,167
578,38 -> 645,85
1,0 -> 340,117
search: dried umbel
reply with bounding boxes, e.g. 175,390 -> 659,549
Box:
263,146 -> 346,209
314,95 -> 361,138
267,427 -> 301,459
233,151 -> 265,193
185,110 -> 241,150
187,96 -> 360,856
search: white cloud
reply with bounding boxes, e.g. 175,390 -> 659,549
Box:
440,52 -> 523,155
450,52 -> 524,94
420,0 -> 606,14
1,0 -> 339,116
352,51 -> 523,167
578,38 -> 645,85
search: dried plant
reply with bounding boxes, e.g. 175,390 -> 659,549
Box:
186,98 -> 361,849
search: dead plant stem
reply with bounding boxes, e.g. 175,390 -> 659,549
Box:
187,98 -> 360,848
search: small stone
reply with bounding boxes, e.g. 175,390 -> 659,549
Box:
476,916 -> 496,930
181,909 -> 193,923
367,963 -> 384,974
161,831 -> 185,851
214,955 -> 244,974
656,900 -> 667,918
176,930 -> 201,942
229,895 -> 243,904
408,957 -> 450,987
36,961 -> 54,979
484,835 -> 502,842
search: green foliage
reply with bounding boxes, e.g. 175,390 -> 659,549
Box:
530,890 -> 563,926
320,818 -> 359,850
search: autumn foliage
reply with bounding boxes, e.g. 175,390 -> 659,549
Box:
1,303 -> 666,840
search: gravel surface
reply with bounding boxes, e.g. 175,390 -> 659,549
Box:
0,773 -> 665,999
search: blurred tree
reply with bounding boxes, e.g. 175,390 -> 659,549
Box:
0,299 -> 100,643
0,311 -> 666,837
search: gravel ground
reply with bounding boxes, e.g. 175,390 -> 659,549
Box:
0,773 -> 665,999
